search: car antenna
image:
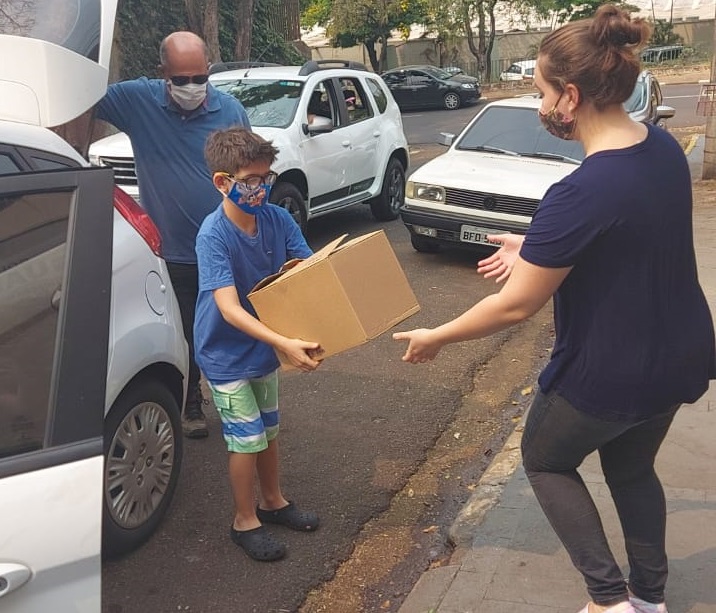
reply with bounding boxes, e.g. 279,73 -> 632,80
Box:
243,45 -> 271,77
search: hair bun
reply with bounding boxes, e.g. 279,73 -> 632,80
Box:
591,3 -> 648,49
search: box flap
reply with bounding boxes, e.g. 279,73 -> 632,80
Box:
249,234 -> 348,295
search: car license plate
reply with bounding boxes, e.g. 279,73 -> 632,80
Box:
459,225 -> 504,246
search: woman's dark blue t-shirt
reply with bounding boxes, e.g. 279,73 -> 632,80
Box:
521,124 -> 715,421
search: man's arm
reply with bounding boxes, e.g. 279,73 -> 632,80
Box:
95,80 -> 141,133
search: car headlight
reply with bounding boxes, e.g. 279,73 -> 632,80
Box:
407,181 -> 445,202
461,83 -> 475,89
89,154 -> 105,167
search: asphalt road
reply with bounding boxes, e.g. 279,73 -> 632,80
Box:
101,144 -> 553,612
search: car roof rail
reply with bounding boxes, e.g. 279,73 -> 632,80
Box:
209,61 -> 281,75
298,59 -> 368,76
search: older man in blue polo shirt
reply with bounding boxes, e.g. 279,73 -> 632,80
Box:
96,31 -> 251,439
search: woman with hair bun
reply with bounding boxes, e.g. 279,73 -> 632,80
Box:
394,5 -> 715,613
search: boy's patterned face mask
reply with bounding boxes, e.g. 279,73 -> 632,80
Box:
215,172 -> 276,215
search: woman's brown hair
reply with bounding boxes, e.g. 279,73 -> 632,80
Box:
538,4 -> 651,110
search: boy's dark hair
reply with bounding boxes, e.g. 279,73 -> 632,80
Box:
204,127 -> 279,174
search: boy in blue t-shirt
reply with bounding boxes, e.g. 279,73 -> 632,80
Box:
195,127 -> 322,561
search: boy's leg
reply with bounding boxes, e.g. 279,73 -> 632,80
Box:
251,371 -> 319,531
228,452 -> 261,531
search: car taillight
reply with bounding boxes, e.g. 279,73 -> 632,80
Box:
113,186 -> 162,256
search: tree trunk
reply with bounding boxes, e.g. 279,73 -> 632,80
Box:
485,0 -> 497,82
476,1 -> 486,79
235,0 -> 255,61
363,37 -> 380,72
463,3 -> 480,69
184,0 -> 203,34
203,0 -> 221,63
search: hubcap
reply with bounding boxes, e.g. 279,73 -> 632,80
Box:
105,402 -> 176,529
445,94 -> 459,110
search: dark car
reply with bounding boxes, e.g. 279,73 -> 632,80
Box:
381,65 -> 481,111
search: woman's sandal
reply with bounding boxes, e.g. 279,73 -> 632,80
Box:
230,525 -> 286,561
256,501 -> 320,532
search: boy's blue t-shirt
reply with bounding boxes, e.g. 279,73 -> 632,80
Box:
521,124 -> 715,421
194,203 -> 313,383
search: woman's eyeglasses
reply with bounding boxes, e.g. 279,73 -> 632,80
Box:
220,171 -> 279,191
169,74 -> 209,86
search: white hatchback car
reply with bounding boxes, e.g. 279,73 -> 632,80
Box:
0,1 -> 187,611
89,60 -> 410,233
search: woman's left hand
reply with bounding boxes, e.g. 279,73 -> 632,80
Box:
393,328 -> 442,363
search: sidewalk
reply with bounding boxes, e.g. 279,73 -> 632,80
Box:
398,141 -> 716,612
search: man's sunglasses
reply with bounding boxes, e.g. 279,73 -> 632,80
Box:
169,74 -> 209,86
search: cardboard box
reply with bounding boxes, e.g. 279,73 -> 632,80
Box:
248,230 -> 420,367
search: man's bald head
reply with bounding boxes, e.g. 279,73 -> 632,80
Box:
159,31 -> 209,76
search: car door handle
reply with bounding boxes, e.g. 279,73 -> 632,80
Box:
341,140 -> 351,148
51,287 -> 62,311
373,131 -> 381,138
0,563 -> 32,598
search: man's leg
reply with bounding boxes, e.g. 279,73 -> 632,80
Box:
166,262 -> 207,438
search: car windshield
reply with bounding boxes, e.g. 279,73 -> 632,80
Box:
624,80 -> 647,113
456,105 -> 585,162
422,66 -> 452,80
0,0 -> 100,59
212,78 -> 304,128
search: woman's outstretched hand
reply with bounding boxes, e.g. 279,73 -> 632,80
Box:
393,328 -> 442,364
476,233 -> 525,283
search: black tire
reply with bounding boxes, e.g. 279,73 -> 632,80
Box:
444,92 -> 461,110
271,182 -> 308,233
103,379 -> 183,559
410,234 -> 441,253
369,158 -> 405,221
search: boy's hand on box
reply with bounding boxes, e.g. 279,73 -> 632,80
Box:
393,329 -> 441,364
280,338 -> 324,372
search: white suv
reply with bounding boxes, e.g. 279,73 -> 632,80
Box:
0,1 -> 187,610
89,60 -> 410,232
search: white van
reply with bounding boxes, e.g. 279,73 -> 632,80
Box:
499,59 -> 536,82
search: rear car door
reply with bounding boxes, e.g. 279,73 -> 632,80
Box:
0,165 -> 115,612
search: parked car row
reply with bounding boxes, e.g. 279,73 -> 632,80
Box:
399,70 -> 676,255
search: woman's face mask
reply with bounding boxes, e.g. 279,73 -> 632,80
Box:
538,92 -> 576,140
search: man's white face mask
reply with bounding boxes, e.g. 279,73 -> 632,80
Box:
168,82 -> 207,111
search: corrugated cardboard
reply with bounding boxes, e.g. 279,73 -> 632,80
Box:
248,230 -> 420,368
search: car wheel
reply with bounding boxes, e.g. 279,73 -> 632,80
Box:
369,158 -> 405,221
410,234 -> 441,253
103,379 -> 182,558
271,182 -> 308,233
444,92 -> 461,110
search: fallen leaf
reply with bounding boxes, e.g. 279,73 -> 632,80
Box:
521,386 -> 533,396
453,432 -> 461,439
381,600 -> 391,609
467,483 -> 477,491
422,525 -> 439,533
407,488 -> 415,498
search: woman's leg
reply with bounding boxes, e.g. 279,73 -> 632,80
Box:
522,391 -> 633,606
599,408 -> 678,605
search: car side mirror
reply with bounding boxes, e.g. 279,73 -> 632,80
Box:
656,105 -> 675,120
438,132 -> 455,147
303,121 -> 334,136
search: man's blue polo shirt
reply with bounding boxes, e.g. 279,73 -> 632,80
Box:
96,78 -> 250,264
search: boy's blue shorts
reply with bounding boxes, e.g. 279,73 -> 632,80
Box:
208,370 -> 279,453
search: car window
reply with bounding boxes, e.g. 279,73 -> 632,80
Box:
383,72 -> 407,86
506,64 -> 521,74
366,78 -> 388,114
212,78 -> 304,128
407,71 -> 433,86
338,77 -> 373,124
624,80 -> 647,113
307,81 -> 337,127
457,105 -> 585,162
30,156 -> 76,171
0,189 -> 71,458
0,153 -> 22,175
